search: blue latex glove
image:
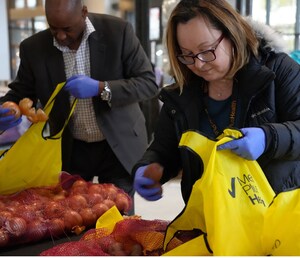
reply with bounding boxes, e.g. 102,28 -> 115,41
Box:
0,107 -> 22,131
134,165 -> 162,201
217,127 -> 266,160
64,75 -> 99,98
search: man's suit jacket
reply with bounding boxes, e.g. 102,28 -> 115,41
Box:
1,13 -> 158,174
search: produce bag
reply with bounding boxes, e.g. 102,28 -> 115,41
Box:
262,187 -> 300,255
163,128 -> 275,256
40,206 -> 170,256
0,82 -> 76,195
0,176 -> 132,248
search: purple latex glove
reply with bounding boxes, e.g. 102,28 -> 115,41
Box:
64,75 -> 99,98
217,127 -> 266,160
0,107 -> 22,131
134,165 -> 162,201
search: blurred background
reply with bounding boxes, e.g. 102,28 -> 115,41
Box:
1,0 -> 300,140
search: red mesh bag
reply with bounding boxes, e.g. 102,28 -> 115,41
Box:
0,173 -> 132,248
40,217 -> 172,256
40,215 -> 198,256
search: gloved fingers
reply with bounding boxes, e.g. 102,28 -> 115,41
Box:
66,75 -> 83,84
221,140 -> 256,160
230,148 -> 251,160
64,79 -> 76,90
217,140 -> 240,151
134,176 -> 155,187
240,128 -> 248,135
0,117 -> 22,131
10,117 -> 22,127
0,114 -> 18,123
137,186 -> 161,196
0,108 -> 13,116
144,193 -> 162,201
136,187 -> 162,201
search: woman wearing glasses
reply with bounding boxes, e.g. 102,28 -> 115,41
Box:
133,0 -> 300,203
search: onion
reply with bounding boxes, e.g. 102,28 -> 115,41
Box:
79,208 -> 97,227
130,244 -> 143,256
67,194 -> 88,211
18,98 -> 48,122
106,187 -> 117,200
0,230 -> 9,247
70,179 -> 88,195
87,193 -> 104,206
36,108 -> 48,121
70,185 -> 88,195
143,163 -> 163,182
88,184 -> 103,195
115,194 -> 130,212
19,98 -> 33,115
0,201 -> 5,210
0,211 -> 11,227
6,200 -> 20,213
17,205 -> 36,222
52,190 -> 67,201
72,180 -> 88,188
47,218 -> 65,237
103,199 -> 115,209
30,201 -> 44,212
25,219 -> 47,242
63,210 -> 83,231
92,203 -> 109,218
5,217 -> 27,237
108,242 -> 127,256
44,201 -> 64,219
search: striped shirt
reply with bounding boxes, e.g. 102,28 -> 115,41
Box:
54,17 -> 105,142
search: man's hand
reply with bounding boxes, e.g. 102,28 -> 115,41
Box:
0,107 -> 22,131
64,75 -> 99,98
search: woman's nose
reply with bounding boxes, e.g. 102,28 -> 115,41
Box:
193,57 -> 206,69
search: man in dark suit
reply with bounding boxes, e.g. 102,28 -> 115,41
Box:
0,0 -> 158,212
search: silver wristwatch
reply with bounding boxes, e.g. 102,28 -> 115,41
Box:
100,81 -> 112,102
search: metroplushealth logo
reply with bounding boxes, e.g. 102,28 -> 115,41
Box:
228,173 -> 267,207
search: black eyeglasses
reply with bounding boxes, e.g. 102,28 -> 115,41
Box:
177,34 -> 224,65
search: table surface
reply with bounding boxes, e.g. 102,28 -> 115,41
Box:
0,233 -> 82,256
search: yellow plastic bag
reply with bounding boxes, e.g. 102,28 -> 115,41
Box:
262,187 -> 300,255
163,129 -> 275,256
0,82 -> 76,195
96,205 -> 124,233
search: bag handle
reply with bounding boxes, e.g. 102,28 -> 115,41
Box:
179,128 -> 243,161
41,82 -> 77,140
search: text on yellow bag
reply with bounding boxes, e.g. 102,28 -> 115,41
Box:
163,129 -> 275,256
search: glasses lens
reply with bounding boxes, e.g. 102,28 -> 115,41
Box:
177,55 -> 195,65
197,51 -> 216,62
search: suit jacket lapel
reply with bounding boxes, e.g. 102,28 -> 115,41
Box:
46,47 -> 66,90
89,31 -> 106,80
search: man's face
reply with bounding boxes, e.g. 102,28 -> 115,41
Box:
47,7 -> 86,50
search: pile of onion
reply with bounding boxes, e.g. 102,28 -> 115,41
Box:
0,178 -> 132,248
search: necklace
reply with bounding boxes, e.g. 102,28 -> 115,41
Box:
203,84 -> 237,137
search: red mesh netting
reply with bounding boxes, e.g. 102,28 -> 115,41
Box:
0,173 -> 132,248
40,217 -> 180,256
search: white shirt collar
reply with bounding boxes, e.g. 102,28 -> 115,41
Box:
53,17 -> 95,52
